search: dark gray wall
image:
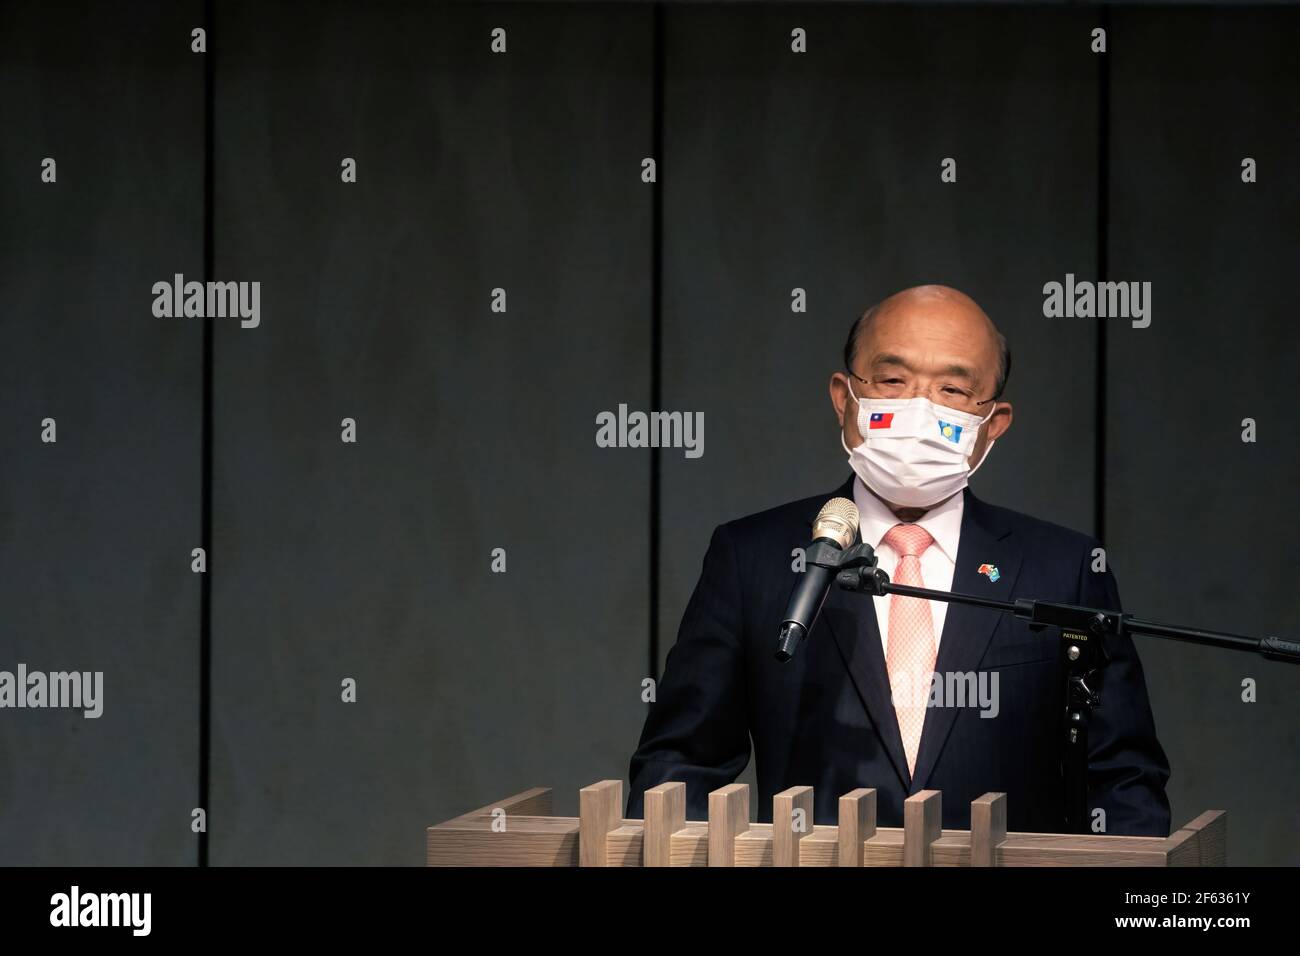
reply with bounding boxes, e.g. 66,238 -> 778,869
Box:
0,0 -> 203,865
207,1 -> 651,864
1106,7 -> 1300,866
2,1 -> 1297,866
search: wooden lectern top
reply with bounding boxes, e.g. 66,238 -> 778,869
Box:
426,782 -> 1227,867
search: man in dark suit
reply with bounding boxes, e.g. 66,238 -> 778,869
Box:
628,284 -> 1171,836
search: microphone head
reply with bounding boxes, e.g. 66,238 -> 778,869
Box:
812,497 -> 860,550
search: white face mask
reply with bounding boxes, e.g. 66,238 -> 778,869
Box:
841,381 -> 998,509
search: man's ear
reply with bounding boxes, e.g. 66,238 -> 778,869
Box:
829,372 -> 850,428
833,372 -> 865,449
986,401 -> 1013,442
832,369 -> 852,426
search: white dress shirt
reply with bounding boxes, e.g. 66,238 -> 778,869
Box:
852,477 -> 964,656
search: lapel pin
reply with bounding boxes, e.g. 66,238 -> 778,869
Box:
977,563 -> 1001,583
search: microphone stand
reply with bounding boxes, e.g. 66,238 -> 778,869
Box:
801,539 -> 1300,835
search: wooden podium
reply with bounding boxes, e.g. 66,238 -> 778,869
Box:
428,781 -> 1226,866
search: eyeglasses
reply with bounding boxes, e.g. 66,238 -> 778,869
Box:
845,369 -> 999,416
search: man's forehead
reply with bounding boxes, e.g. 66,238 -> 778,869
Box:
863,306 -> 998,354
868,351 -> 977,376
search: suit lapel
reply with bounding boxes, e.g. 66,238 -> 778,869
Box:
822,584 -> 912,791
808,477 -> 911,791
909,489 -> 1021,791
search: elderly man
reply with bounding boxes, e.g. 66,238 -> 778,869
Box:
627,285 -> 1171,836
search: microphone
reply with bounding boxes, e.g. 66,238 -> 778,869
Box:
775,497 -> 860,662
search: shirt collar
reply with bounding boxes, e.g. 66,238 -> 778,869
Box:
852,477 -> 964,564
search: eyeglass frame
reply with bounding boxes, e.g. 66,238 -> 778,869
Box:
843,368 -> 1002,411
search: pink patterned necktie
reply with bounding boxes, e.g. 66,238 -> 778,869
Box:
882,522 -> 937,779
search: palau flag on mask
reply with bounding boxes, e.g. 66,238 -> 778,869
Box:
937,420 -> 963,443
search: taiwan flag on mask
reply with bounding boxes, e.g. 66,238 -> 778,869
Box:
868,412 -> 893,429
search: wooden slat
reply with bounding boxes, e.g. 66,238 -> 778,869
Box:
1001,832 -> 1166,851
427,814 -> 577,866
996,830 -> 1170,866
838,788 -> 876,867
998,845 -> 1169,866
903,790 -> 942,867
735,825 -> 775,867
579,780 -> 622,868
708,783 -> 750,867
437,786 -> 554,827
792,827 -> 838,866
606,824 -> 644,867
773,786 -> 814,867
970,792 -> 1007,867
1166,810 -> 1227,866
670,826 -> 709,866
863,828 -> 905,866
931,834 -> 971,867
644,782 -> 687,867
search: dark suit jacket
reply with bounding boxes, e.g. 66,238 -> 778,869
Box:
628,477 -> 1172,836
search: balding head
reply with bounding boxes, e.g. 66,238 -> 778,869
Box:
843,285 -> 1011,400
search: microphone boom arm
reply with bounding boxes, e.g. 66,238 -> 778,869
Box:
828,544 -> 1300,664
809,539 -> 1300,833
